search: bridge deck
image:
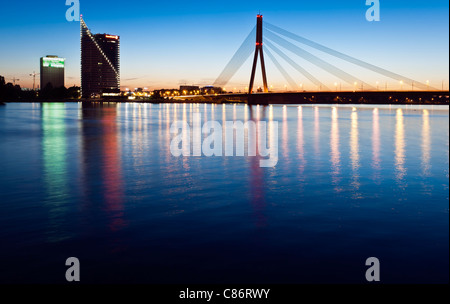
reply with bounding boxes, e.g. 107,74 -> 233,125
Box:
210,91 -> 449,105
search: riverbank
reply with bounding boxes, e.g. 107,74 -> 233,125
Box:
1,91 -> 449,105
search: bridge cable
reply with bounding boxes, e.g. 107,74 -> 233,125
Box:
265,22 -> 434,90
266,30 -> 374,90
264,46 -> 299,90
265,40 -> 329,91
213,27 -> 256,88
264,40 -> 329,91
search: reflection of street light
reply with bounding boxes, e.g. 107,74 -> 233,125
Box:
354,82 -> 358,91
400,81 -> 404,91
299,83 -> 303,91
376,81 -> 379,91
284,84 -> 287,91
334,82 -> 338,92
426,80 -> 430,90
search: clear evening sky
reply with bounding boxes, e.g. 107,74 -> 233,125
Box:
0,0 -> 448,91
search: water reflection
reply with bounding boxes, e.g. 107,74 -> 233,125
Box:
1,102 -> 449,284
330,107 -> 341,191
42,103 -> 70,242
372,108 -> 381,182
249,105 -> 267,228
350,109 -> 361,194
165,103 -> 172,163
395,108 -> 407,187
421,110 -> 431,177
314,106 -> 320,156
182,103 -> 190,170
102,105 -> 125,233
297,106 -> 306,182
282,105 -> 288,159
81,103 -> 126,239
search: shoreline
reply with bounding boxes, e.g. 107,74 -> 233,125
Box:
1,100 -> 449,106
1,91 -> 449,106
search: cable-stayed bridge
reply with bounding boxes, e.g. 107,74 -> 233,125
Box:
207,15 -> 447,105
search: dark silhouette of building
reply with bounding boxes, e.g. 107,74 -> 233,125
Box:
40,55 -> 65,89
81,16 -> 120,98
201,86 -> 224,94
180,85 -> 200,94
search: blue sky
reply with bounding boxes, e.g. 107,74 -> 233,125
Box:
0,0 -> 448,91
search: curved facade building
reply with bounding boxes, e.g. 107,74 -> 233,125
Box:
81,17 -> 120,98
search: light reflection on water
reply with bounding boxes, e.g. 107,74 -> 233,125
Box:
350,109 -> 360,193
395,108 -> 406,188
372,108 -> 381,182
422,109 -> 431,177
0,102 -> 448,284
330,107 -> 341,190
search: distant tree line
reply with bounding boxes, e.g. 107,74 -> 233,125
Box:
0,78 -> 80,101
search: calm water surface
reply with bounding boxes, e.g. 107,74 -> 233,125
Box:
0,102 -> 448,283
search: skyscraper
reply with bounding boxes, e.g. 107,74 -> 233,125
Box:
40,55 -> 65,89
81,17 -> 120,98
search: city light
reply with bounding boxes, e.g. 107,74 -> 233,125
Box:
42,57 -> 65,68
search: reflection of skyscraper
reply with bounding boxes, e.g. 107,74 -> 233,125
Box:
81,17 -> 120,98
80,103 -> 125,233
40,55 -> 65,89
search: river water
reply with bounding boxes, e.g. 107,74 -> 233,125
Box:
0,102 -> 448,283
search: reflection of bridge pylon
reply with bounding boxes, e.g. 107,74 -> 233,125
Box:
248,15 -> 268,94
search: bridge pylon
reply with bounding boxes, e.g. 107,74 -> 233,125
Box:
248,14 -> 269,94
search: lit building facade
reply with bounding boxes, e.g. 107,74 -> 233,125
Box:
40,56 -> 65,89
81,17 -> 120,98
